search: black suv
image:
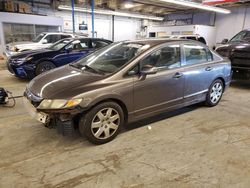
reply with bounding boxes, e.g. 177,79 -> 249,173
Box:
216,29 -> 250,80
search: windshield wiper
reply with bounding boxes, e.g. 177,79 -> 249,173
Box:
69,63 -> 82,69
83,65 -> 105,75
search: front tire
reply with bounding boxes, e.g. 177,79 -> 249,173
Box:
205,79 -> 224,107
36,61 -> 56,75
79,102 -> 124,144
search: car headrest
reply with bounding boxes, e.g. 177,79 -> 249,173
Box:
190,49 -> 201,56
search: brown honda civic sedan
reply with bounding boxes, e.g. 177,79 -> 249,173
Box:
24,39 -> 231,144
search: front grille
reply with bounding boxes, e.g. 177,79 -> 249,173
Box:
31,101 -> 41,108
7,60 -> 15,74
232,67 -> 250,80
232,58 -> 250,67
233,52 -> 250,59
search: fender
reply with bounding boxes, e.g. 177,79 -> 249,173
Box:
82,93 -> 126,109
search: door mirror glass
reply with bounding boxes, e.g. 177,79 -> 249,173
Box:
221,39 -> 228,44
41,39 -> 48,44
140,65 -> 157,75
127,70 -> 137,76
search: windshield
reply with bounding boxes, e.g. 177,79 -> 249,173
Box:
230,30 -> 250,42
32,33 -> 46,42
72,42 -> 150,74
47,39 -> 72,50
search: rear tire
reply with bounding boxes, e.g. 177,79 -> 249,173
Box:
36,61 -> 56,75
79,102 -> 124,144
205,79 -> 224,107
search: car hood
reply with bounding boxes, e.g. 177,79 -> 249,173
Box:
28,65 -> 106,99
11,48 -> 54,59
216,42 -> 250,52
6,41 -> 46,51
7,41 -> 35,47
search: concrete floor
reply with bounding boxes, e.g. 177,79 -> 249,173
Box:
1,69 -> 250,188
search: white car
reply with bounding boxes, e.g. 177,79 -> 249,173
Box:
5,32 -> 74,57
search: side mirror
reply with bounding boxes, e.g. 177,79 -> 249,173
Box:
221,39 -> 228,44
127,70 -> 137,76
41,39 -> 48,44
64,48 -> 71,53
140,66 -> 157,75
64,46 -> 73,53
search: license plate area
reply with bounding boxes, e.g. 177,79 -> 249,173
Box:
36,112 -> 49,124
23,97 -> 50,124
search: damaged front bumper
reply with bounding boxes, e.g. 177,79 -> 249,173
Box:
23,96 -> 85,135
23,96 -> 50,124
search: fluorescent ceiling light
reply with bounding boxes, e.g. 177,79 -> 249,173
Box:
58,5 -> 164,21
157,0 -> 231,14
124,3 -> 135,9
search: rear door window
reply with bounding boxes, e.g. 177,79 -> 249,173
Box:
198,37 -> 206,44
45,34 -> 61,43
186,37 -> 197,41
66,39 -> 90,51
61,35 -> 72,39
183,43 -> 210,65
91,40 -> 110,49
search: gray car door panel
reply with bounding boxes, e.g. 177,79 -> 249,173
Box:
133,68 -> 185,118
181,43 -> 217,100
132,44 -> 184,118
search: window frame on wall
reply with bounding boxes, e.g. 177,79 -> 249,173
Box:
2,22 -> 61,44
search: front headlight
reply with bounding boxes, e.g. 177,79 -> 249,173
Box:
10,46 -> 19,52
26,56 -> 33,61
37,99 -> 82,110
15,57 -> 33,65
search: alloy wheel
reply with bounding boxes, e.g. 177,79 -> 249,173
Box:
210,82 -> 223,104
40,64 -> 54,73
91,107 -> 120,139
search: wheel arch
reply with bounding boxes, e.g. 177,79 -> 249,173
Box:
36,59 -> 56,67
214,76 -> 226,89
35,59 -> 57,76
83,97 -> 129,124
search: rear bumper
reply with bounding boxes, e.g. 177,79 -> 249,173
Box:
223,71 -> 232,92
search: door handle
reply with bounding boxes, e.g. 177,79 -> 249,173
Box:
173,72 -> 183,79
205,67 -> 213,71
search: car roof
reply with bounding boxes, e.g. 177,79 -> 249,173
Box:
60,37 -> 112,43
165,34 -> 200,37
73,37 -> 111,41
41,32 -> 74,35
125,39 -> 188,46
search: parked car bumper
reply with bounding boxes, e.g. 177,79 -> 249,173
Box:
4,50 -> 18,58
7,59 -> 36,79
232,66 -> 250,80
